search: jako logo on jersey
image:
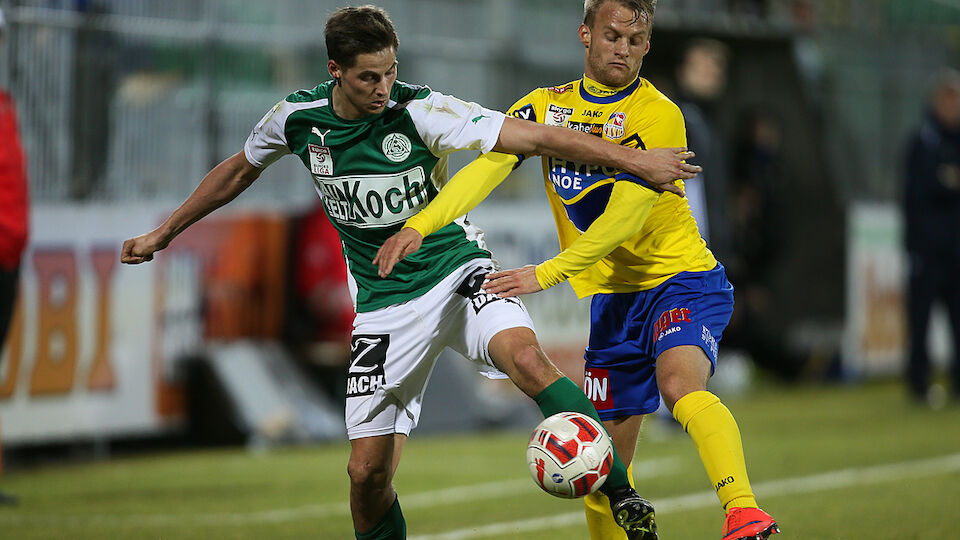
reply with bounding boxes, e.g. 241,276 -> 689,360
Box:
512,104 -> 536,122
546,104 -> 574,127
315,167 -> 429,228
603,112 -> 626,139
347,334 -> 389,397
548,83 -> 574,94
455,269 -> 521,314
583,368 -> 614,410
653,307 -> 692,342
382,132 -> 412,162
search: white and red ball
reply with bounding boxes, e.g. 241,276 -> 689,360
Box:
526,412 -> 614,498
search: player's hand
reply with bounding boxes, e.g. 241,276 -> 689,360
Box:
482,265 -> 543,298
373,227 -> 423,277
637,147 -> 701,197
120,231 -> 167,265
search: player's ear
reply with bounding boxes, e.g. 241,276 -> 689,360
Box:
578,23 -> 591,49
328,59 -> 342,84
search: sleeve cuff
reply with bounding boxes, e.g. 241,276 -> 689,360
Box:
535,260 -> 565,290
480,110 -> 507,154
403,213 -> 436,238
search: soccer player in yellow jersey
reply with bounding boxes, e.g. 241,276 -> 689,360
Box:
376,1 -> 781,539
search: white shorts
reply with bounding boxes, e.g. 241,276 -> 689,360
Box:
344,258 -> 535,440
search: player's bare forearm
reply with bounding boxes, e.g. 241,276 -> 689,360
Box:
373,227 -> 423,277
120,151 -> 262,264
494,117 -> 700,195
482,265 -> 543,298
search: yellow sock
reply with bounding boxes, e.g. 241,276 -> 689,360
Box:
585,461 -> 634,540
673,391 -> 758,510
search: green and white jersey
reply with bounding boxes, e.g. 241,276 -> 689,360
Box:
243,80 -> 506,313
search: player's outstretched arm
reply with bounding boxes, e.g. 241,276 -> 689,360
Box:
120,151 -> 263,264
484,181 -> 657,297
493,116 -> 699,195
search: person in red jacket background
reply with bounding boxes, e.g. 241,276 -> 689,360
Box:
0,6 -> 29,506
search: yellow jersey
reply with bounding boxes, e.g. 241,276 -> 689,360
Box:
509,75 -> 717,298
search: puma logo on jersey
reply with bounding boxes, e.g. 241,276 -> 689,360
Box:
311,127 -> 332,145
471,114 -> 489,124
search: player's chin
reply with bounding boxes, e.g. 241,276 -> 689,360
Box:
604,64 -> 635,85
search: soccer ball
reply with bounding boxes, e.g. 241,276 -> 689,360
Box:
526,412 -> 614,498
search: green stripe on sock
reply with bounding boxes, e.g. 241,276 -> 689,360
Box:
533,377 -> 631,492
355,496 -> 406,540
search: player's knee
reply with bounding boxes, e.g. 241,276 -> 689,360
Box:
515,343 -> 555,378
503,344 -> 558,397
658,374 -> 697,412
347,457 -> 391,491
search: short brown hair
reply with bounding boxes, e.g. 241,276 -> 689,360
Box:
583,0 -> 656,27
325,5 -> 400,69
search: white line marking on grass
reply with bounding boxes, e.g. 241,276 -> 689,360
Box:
6,453 -> 959,534
0,457 -> 679,529
407,452 -> 960,540
401,457 -> 679,509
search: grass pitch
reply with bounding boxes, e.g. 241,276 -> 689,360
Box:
1,379 -> 959,539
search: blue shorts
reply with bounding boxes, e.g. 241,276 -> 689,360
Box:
582,264 -> 734,420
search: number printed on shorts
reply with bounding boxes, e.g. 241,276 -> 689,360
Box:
347,334 -> 389,397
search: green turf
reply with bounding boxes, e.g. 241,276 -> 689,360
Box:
1,379 -> 959,539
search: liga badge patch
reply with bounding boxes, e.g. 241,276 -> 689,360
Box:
308,143 -> 333,176
603,112 -> 626,139
546,104 -> 574,127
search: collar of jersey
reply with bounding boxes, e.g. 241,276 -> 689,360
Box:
328,83 -> 398,123
579,75 -> 641,104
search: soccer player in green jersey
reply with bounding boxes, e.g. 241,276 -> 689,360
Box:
120,6 -> 700,539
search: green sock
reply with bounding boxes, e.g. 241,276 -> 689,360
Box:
355,496 -> 406,540
533,377 -> 631,493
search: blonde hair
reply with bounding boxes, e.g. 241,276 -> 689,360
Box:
583,0 -> 656,27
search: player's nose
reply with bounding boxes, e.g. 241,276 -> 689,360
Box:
613,38 -> 629,57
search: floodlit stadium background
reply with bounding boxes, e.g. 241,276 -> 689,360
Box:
1,1 -> 960,538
